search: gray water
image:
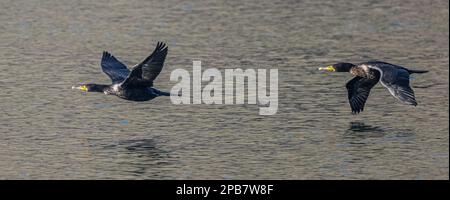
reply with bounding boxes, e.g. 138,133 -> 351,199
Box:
0,0 -> 448,179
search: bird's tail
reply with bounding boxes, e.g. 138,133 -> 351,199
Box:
408,69 -> 429,74
155,90 -> 170,96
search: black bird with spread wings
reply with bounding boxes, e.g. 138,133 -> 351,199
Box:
319,61 -> 428,114
72,42 -> 170,101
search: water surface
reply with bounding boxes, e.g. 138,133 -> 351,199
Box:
0,0 -> 448,179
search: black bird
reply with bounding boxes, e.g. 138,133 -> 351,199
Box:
319,61 -> 428,114
73,42 -> 170,101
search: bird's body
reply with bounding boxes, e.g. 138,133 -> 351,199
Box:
319,61 -> 428,114
73,42 -> 170,101
104,85 -> 169,101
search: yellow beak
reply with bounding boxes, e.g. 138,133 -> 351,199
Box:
318,66 -> 336,72
72,85 -> 88,92
80,85 -> 88,92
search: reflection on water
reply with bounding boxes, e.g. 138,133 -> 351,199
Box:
0,0 -> 448,179
123,139 -> 157,152
93,138 -> 174,178
348,122 -> 385,133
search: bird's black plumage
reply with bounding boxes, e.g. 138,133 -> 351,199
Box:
122,42 -> 168,88
101,51 -> 130,84
73,42 -> 170,101
320,61 -> 428,114
345,76 -> 379,114
363,61 -> 418,106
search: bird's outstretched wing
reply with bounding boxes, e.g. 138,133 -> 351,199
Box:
366,62 -> 418,106
121,42 -> 168,88
346,76 -> 379,114
101,51 -> 130,84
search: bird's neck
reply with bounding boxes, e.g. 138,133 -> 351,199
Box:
345,64 -> 357,72
89,84 -> 110,92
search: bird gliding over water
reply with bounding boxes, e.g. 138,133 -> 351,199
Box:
319,61 -> 428,114
73,42 -> 170,101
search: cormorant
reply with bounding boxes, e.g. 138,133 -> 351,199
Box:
72,42 -> 170,101
319,61 -> 428,114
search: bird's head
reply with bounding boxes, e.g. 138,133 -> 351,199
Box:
72,84 -> 107,92
319,63 -> 356,72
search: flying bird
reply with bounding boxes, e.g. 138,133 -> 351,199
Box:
319,61 -> 428,114
72,42 -> 170,101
